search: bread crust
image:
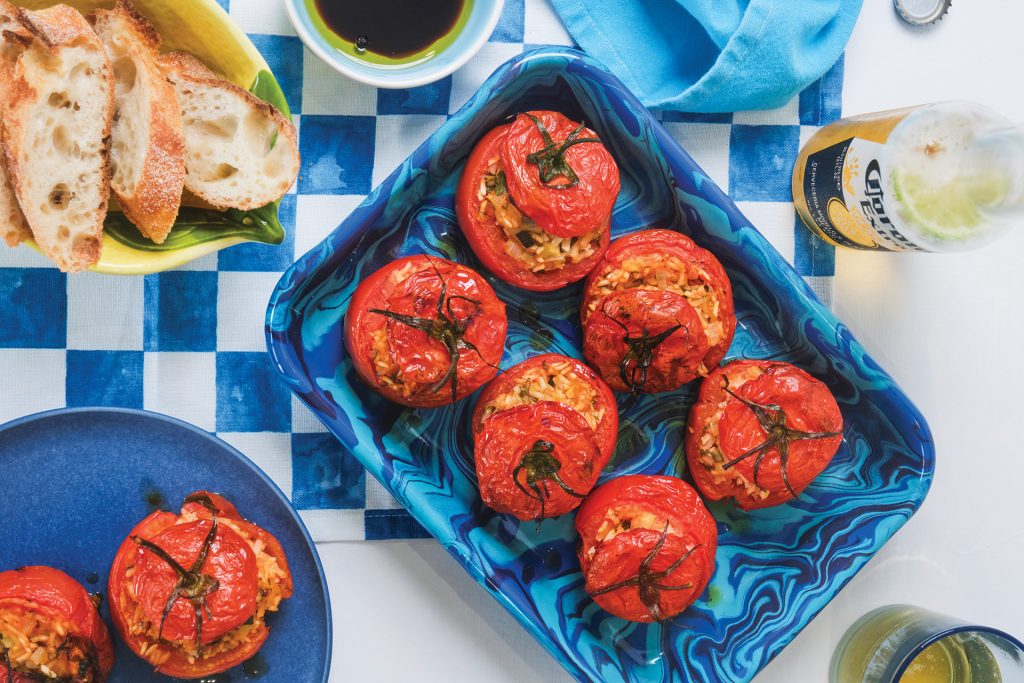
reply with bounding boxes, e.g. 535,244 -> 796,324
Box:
107,0 -> 159,52
160,51 -> 299,210
3,4 -> 114,271
0,0 -> 30,247
93,0 -> 184,243
16,3 -> 94,48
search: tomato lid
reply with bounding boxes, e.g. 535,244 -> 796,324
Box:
500,111 -> 619,238
584,526 -> 711,623
716,363 -> 843,502
132,518 -> 258,646
584,288 -> 709,394
475,401 -> 601,520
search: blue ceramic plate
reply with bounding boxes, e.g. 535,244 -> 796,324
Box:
0,408 -> 331,683
266,47 -> 934,682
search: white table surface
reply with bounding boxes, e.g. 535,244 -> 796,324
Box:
320,2 -> 1024,681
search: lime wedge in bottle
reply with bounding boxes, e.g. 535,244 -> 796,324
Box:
890,167 -> 997,243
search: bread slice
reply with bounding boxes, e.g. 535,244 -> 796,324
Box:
159,51 -> 299,211
92,0 -> 184,244
0,0 -> 30,247
2,4 -> 114,271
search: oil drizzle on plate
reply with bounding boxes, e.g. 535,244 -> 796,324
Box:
141,480 -> 164,510
243,654 -> 270,679
313,0 -> 465,59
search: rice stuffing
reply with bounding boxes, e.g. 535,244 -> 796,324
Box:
589,254 -> 725,353
370,327 -> 417,397
368,262 -> 436,398
695,364 -> 770,502
586,506 -> 676,560
477,157 -> 601,272
480,359 -> 605,432
0,607 -> 97,681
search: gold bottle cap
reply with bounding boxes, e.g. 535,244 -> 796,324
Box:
893,0 -> 952,25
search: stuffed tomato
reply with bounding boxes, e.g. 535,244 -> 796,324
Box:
0,566 -> 114,683
686,360 -> 844,510
576,475 -> 717,623
345,255 -> 507,408
108,491 -> 292,678
472,354 -> 618,520
581,229 -> 736,393
456,111 -> 620,291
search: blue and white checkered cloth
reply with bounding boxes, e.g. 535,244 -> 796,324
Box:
0,0 -> 843,541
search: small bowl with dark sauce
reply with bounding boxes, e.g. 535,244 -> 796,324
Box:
286,0 -> 504,88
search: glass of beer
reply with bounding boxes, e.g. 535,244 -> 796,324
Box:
831,605 -> 1024,683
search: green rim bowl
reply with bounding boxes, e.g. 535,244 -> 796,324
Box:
16,0 -> 292,275
285,0 -> 504,89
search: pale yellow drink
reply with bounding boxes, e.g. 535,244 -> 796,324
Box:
901,639 -> 975,683
831,605 -> 1004,683
793,102 -> 1023,252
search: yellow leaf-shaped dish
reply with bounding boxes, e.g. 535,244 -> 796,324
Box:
15,0 -> 291,274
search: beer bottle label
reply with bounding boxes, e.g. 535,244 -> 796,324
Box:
801,138 -> 925,251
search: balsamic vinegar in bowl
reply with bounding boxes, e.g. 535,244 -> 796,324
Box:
287,0 -> 502,87
308,0 -> 471,64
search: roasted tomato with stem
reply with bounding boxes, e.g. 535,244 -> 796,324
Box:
583,288 -> 710,394
0,566 -> 114,683
576,475 -> 718,623
474,402 -> 599,520
472,354 -> 619,520
108,491 -> 293,679
685,360 -> 844,510
581,229 -> 736,391
501,111 -> 619,237
455,111 -> 619,291
345,255 -> 507,407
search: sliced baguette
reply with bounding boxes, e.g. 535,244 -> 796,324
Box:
0,0 -> 30,247
159,51 -> 299,211
2,4 -> 114,271
92,0 -> 184,244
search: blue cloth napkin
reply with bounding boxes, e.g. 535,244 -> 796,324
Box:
549,0 -> 861,112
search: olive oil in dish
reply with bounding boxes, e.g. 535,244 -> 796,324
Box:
308,0 -> 471,64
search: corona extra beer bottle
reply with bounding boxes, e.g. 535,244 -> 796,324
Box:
793,102 -> 1023,252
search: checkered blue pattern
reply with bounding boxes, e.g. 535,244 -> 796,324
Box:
0,0 -> 843,541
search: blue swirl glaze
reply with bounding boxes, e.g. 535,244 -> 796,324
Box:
266,48 -> 934,683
